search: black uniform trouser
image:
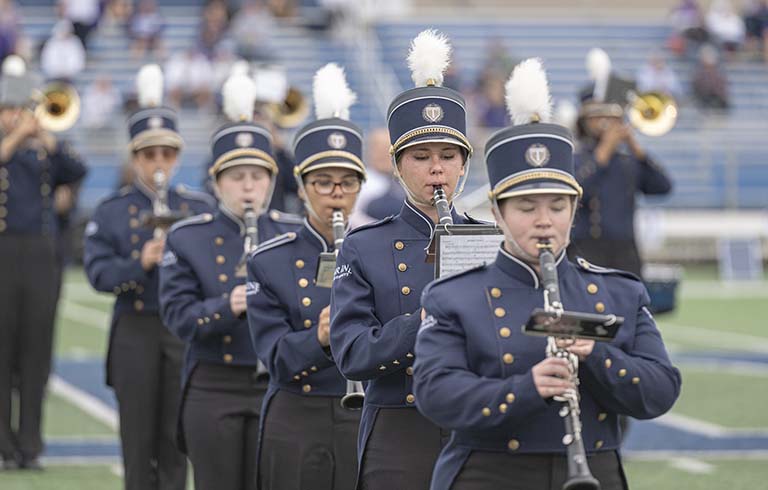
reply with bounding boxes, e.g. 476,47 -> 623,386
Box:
109,314 -> 187,490
183,362 -> 266,490
451,450 -> 627,490
568,239 -> 643,278
0,235 -> 59,461
260,390 -> 361,490
360,408 -> 449,490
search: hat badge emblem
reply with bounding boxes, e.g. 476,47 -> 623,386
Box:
422,103 -> 444,123
525,144 -> 550,167
328,132 -> 347,150
147,116 -> 163,129
235,132 -> 254,148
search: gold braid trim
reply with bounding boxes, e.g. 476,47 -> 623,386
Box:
492,170 -> 583,199
209,148 -> 277,176
294,150 -> 365,176
390,127 -> 473,156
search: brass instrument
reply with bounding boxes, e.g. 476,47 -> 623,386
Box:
322,209 -> 365,410
536,241 -> 600,490
33,82 -> 80,133
235,203 -> 259,278
627,91 -> 677,137
270,87 -> 309,129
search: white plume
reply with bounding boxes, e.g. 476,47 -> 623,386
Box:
407,29 -> 451,88
586,48 -> 611,81
136,64 -> 164,108
313,63 -> 356,120
229,60 -> 250,77
2,55 -> 26,77
223,73 -> 258,122
505,58 -> 552,126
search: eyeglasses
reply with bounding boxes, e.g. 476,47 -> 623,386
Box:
308,178 -> 361,195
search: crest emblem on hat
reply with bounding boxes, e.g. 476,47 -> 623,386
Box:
148,116 -> 163,129
235,132 -> 254,148
525,144 -> 550,167
327,132 -> 347,150
422,104 -> 444,123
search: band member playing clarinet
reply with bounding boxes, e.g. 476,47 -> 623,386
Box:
246,63 -> 364,490
413,59 -> 681,490
329,31 -> 485,490
158,73 -> 301,490
84,64 -> 213,490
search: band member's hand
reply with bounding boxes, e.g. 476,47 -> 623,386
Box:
624,129 -> 647,160
420,308 -> 426,321
531,357 -> 575,399
561,339 -> 595,361
230,285 -> 247,316
16,111 -> 40,139
594,121 -> 628,165
317,305 -> 331,347
53,185 -> 74,215
140,238 -> 165,271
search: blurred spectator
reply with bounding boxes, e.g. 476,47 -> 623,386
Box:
267,0 -> 295,18
40,20 -> 86,82
668,0 -> 708,56
211,41 -> 241,95
0,0 -> 20,61
353,127 -> 404,225
475,75 -> 507,128
165,48 -> 214,111
743,0 -> 768,62
230,0 -> 274,61
57,0 -> 101,49
81,75 -> 122,129
636,52 -> 683,98
128,0 -> 165,59
692,44 -> 730,110
706,0 -> 746,54
198,0 -> 230,57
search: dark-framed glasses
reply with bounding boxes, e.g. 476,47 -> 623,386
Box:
308,178 -> 361,195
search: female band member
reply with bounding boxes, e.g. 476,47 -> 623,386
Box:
329,30 -> 485,489
246,63 -> 364,490
413,59 -> 681,490
158,73 -> 301,490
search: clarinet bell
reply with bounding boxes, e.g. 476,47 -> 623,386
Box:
563,475 -> 600,490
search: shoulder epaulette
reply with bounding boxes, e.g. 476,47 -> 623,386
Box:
575,257 -> 641,282
463,212 -> 494,226
168,213 -> 214,233
250,232 -> 298,258
422,263 -> 487,299
95,186 -> 132,206
267,209 -> 303,225
347,215 -> 395,236
174,184 -> 216,207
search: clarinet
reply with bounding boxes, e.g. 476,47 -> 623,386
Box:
333,209 -> 366,410
152,169 -> 170,239
236,203 -> 258,277
538,241 -> 601,490
432,185 -> 453,225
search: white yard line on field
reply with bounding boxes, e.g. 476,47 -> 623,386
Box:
659,323 -> 768,354
625,449 -> 768,461
48,375 -> 118,432
654,412 -> 768,437
669,457 -> 715,474
59,300 -> 110,331
680,281 -> 768,299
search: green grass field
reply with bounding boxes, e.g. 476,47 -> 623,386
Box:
2,265 -> 766,489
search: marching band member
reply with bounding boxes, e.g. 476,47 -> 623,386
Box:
0,56 -> 87,470
570,48 -> 672,277
83,64 -> 213,490
158,73 -> 301,490
329,30 -> 484,489
246,63 -> 364,490
413,59 -> 681,490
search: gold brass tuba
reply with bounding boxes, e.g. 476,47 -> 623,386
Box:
269,86 -> 309,129
34,82 -> 80,132
627,91 -> 677,137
